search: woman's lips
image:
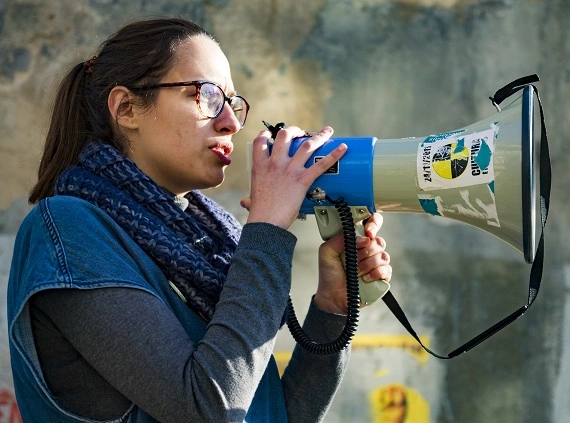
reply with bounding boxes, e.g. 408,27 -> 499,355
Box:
211,147 -> 232,165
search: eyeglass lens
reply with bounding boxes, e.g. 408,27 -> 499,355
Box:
199,83 -> 247,126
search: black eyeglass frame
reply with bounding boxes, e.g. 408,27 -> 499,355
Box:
130,80 -> 250,127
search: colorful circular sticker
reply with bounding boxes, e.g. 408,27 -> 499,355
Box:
431,142 -> 469,179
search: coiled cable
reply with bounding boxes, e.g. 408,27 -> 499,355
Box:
286,196 -> 360,354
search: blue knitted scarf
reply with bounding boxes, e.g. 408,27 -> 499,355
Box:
55,142 -> 242,320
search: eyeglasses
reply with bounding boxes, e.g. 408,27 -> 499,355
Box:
130,80 -> 250,127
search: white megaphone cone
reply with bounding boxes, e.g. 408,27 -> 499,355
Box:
372,86 -> 535,263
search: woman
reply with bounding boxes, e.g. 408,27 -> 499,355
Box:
7,17 -> 392,422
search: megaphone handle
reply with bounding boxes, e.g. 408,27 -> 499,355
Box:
315,206 -> 391,306
341,222 -> 391,306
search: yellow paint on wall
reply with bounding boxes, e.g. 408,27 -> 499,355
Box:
370,384 -> 429,423
274,334 -> 430,374
352,334 -> 430,363
274,351 -> 293,375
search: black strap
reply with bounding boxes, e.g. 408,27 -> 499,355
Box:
383,75 -> 551,359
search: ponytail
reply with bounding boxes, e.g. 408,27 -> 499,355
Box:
29,62 -> 98,203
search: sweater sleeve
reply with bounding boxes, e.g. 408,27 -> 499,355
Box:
29,219 -> 297,423
281,300 -> 351,423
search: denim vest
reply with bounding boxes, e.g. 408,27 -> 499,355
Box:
7,196 -> 287,422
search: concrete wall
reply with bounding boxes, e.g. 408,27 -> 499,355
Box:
1,0 -> 569,421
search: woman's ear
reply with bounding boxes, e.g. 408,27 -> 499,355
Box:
108,86 -> 138,130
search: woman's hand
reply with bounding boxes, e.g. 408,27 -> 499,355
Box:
240,126 -> 346,230
314,212 -> 392,314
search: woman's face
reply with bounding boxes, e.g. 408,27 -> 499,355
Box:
126,35 -> 241,195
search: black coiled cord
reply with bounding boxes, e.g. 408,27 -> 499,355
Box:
286,196 -> 361,354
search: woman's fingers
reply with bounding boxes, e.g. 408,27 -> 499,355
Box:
363,212 -> 384,239
267,126 -> 347,183
246,124 -> 347,229
240,197 -> 251,211
250,130 -> 272,163
357,234 -> 391,282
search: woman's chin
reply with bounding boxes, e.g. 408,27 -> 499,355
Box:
203,173 -> 226,190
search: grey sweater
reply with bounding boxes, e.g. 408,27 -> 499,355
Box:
30,222 -> 350,422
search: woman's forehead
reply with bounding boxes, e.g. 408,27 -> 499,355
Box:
168,36 -> 233,90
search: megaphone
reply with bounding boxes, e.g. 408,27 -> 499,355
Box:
281,85 -> 536,299
256,76 -> 549,357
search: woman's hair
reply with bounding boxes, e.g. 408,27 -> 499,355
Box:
29,17 -> 215,203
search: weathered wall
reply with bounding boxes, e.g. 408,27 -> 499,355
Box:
1,0 -> 569,422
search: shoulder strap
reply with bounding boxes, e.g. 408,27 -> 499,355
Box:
383,75 -> 551,359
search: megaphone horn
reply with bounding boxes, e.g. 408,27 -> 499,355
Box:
292,84 -> 536,266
